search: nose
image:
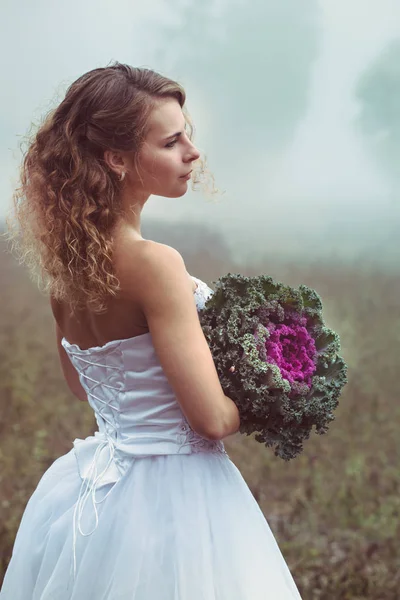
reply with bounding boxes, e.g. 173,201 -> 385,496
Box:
187,142 -> 200,163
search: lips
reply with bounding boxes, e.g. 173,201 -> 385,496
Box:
180,170 -> 192,178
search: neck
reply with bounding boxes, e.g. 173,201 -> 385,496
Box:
117,186 -> 150,238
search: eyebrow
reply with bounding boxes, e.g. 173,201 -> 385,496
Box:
163,131 -> 183,142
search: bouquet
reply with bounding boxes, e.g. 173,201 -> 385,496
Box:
198,273 -> 348,461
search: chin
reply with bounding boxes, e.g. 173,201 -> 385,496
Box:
154,182 -> 189,198
164,187 -> 188,198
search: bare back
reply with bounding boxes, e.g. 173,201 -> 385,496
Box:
51,231 -> 197,351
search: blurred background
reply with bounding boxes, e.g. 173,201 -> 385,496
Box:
1,0 -> 399,597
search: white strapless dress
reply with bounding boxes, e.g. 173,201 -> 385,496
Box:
0,277 -> 302,599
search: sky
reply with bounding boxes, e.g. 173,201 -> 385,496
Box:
1,0 -> 399,270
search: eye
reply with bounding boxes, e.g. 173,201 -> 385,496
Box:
165,139 -> 178,148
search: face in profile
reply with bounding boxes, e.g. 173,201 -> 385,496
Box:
127,97 -> 201,199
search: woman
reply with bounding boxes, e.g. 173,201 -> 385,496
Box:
1,62 -> 302,599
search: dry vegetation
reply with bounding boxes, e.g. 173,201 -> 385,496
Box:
0,228 -> 399,599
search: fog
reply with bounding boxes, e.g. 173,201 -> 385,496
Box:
1,0 -> 399,271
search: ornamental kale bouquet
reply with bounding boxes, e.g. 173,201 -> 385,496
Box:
198,273 -> 348,461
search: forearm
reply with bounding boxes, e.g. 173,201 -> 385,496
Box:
220,394 -> 241,439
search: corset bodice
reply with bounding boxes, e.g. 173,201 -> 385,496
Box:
61,276 -> 226,494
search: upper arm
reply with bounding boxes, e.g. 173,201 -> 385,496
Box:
122,241 -> 226,440
51,297 -> 87,402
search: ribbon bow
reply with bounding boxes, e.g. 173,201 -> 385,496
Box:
71,432 -> 122,579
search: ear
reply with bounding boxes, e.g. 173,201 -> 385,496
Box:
103,150 -> 127,176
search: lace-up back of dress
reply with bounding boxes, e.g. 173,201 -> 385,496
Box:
61,276 -> 225,457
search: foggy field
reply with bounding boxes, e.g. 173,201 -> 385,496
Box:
2,1 -> 400,597
1,235 -> 399,599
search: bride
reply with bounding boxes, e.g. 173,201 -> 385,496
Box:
1,61 -> 302,599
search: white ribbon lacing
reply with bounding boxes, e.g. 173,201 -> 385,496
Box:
71,436 -> 118,580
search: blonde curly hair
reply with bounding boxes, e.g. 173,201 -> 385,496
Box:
4,62 -> 221,315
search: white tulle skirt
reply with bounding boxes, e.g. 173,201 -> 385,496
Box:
0,448 -> 302,599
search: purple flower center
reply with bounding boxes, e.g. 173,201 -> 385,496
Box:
263,314 -> 317,389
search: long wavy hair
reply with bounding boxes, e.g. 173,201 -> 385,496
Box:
4,62 -> 221,314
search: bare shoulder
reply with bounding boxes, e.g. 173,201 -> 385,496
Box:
134,239 -> 184,267
113,237 -> 191,302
